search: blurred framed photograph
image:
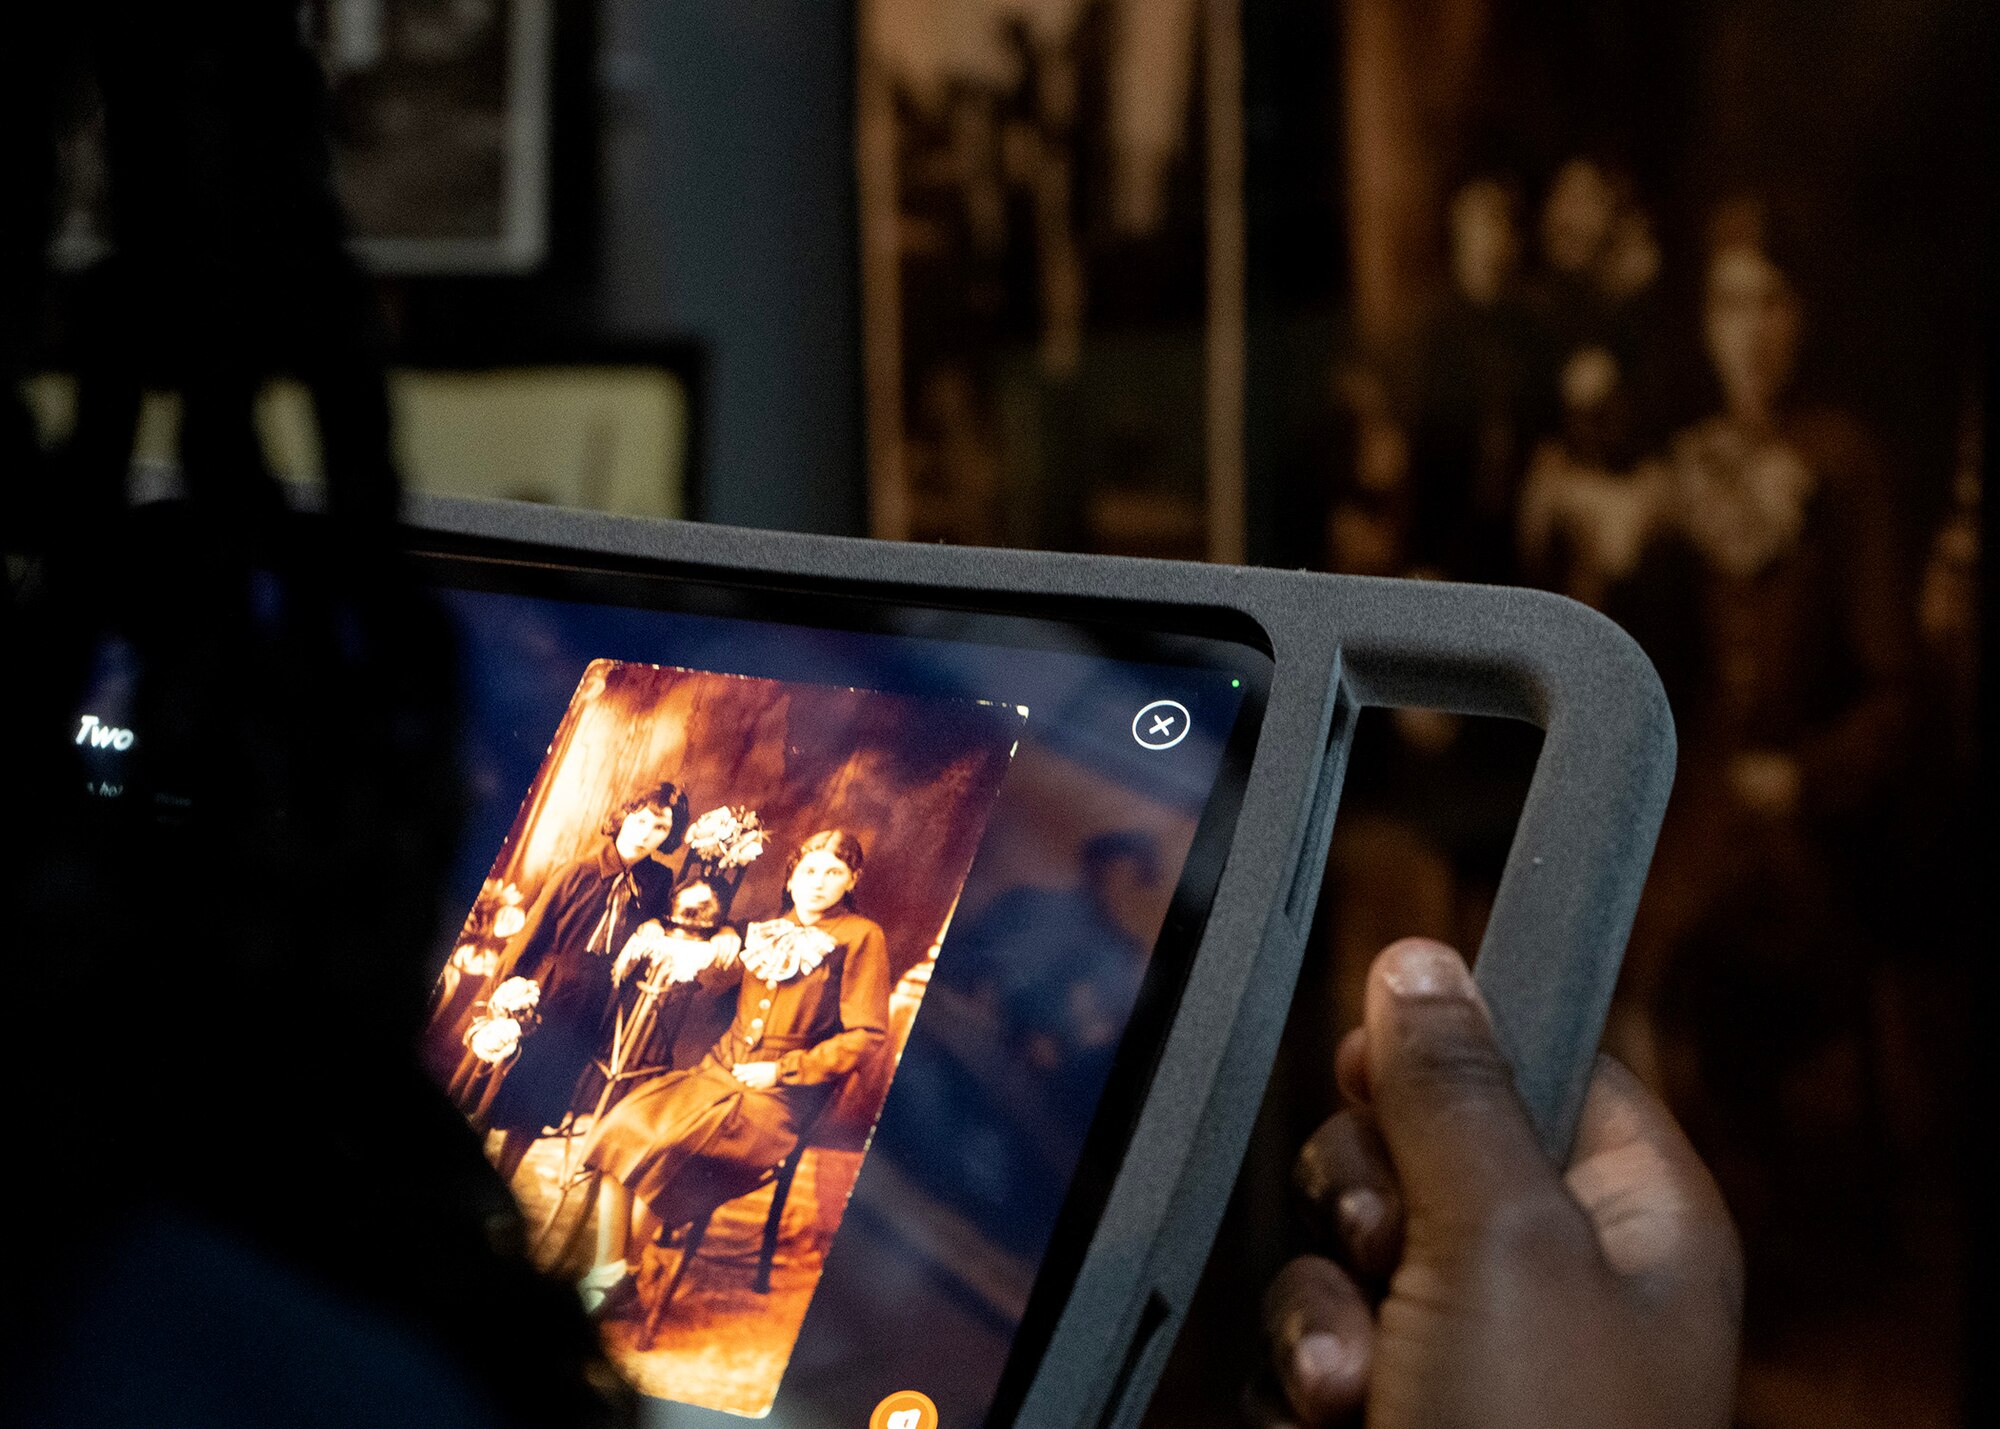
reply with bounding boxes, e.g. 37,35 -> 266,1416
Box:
314,0 -> 555,273
855,0 -> 1246,561
48,0 -> 555,275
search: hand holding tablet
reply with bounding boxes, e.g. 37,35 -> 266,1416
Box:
1259,938 -> 1742,1429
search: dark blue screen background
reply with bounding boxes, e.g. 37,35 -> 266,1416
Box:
437,584 -> 1257,1428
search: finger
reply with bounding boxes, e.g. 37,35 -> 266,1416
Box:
1239,1368 -> 1305,1428
1565,1056 -> 1743,1309
1334,1025 -> 1370,1106
1264,1255 -> 1375,1426
1293,1108 -> 1403,1282
1363,939 -> 1583,1253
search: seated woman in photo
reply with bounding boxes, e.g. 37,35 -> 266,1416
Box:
576,829 -> 890,1314
467,781 -> 690,1185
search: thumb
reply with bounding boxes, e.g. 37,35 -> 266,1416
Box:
1362,939 -> 1580,1253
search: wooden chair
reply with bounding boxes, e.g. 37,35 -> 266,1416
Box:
634,956 -> 934,1343
532,971 -> 696,1263
639,1136 -> 805,1343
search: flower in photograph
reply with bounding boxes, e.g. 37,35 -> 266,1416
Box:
466,1015 -> 523,1065
488,975 -> 541,1019
451,943 -> 501,977
683,805 -> 769,870
465,878 -> 528,942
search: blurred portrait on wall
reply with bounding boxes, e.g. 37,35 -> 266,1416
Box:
858,0 -> 1229,558
1141,4 -> 1983,1427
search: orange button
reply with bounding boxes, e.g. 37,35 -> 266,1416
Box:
870,1389 -> 939,1429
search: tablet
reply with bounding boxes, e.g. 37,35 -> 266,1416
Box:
405,496 -> 1675,1429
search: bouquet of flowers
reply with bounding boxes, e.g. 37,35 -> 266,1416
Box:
465,1015 -> 525,1066
463,974 -> 541,1069
492,899 -> 527,940
465,878 -> 528,941
682,805 -> 768,871
449,942 -> 501,979
488,976 -> 542,1019
437,881 -> 529,1013
448,879 -> 528,984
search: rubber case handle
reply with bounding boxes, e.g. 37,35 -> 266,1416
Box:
1333,580 -> 1676,1159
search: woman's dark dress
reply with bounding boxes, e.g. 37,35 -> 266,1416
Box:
474,842 -> 677,1136
1622,408 -> 1913,1289
583,908 -> 889,1230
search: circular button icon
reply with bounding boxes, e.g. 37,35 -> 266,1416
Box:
871,1389 -> 939,1429
1132,699 -> 1191,751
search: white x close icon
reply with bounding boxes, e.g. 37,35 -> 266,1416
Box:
1132,699 -> 1192,751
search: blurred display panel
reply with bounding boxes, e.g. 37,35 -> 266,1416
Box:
22,366 -> 686,518
858,0 -> 1242,559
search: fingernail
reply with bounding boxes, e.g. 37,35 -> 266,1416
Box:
1291,1331 -> 1352,1390
1380,940 -> 1472,999
1294,1147 -> 1332,1205
1336,1187 -> 1385,1246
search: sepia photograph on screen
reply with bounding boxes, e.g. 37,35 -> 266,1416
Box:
421,658 -> 1026,1416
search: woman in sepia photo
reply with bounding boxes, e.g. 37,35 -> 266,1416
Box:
468,779 -> 692,1184
1613,236 -> 1915,1291
575,829 -> 890,1315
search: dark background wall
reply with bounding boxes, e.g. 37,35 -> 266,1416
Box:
595,1 -> 863,533
382,1 -> 864,534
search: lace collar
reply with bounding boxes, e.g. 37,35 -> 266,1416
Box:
741,917 -> 840,984
1671,417 -> 1817,578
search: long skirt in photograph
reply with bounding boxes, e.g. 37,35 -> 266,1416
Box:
583,1055 -> 828,1231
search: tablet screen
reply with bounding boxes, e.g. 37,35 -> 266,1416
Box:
408,548 -> 1270,1426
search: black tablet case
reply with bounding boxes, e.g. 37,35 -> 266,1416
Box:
407,495 -> 1676,1429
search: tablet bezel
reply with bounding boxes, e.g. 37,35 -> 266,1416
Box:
407,532 -> 1277,1423
403,494 -> 1676,1429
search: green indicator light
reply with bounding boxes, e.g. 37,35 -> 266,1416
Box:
1231,679 -> 1241,688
